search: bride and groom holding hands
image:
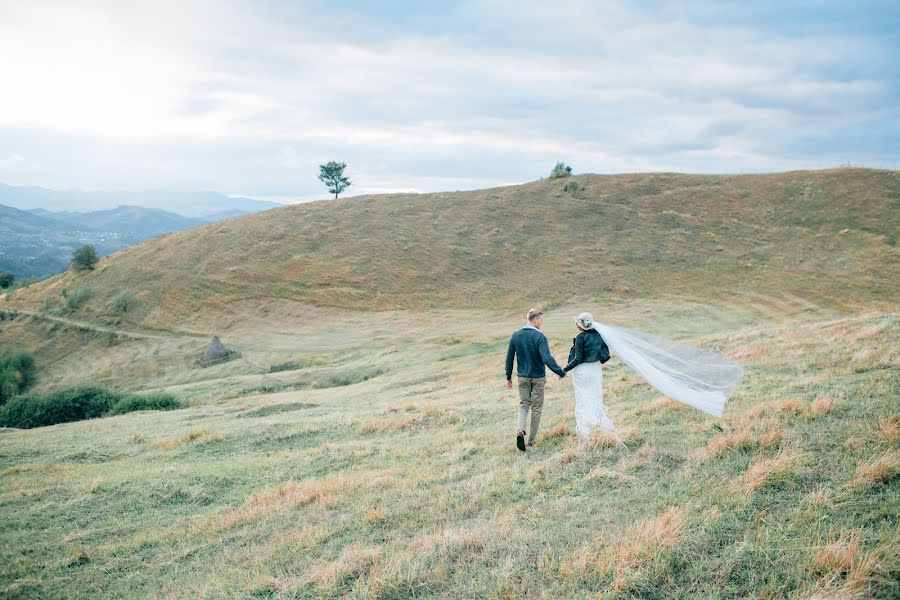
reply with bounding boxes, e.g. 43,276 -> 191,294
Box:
505,308 -> 614,452
505,307 -> 745,452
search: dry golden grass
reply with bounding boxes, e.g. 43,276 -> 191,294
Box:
809,531 -> 861,580
357,405 -> 453,433
309,543 -> 382,588
587,426 -> 640,448
199,471 -> 390,534
0,462 -> 64,476
584,466 -> 636,483
743,398 -> 806,420
357,414 -> 422,433
872,414 -> 899,447
627,396 -> 682,418
805,532 -> 896,598
847,450 -> 899,489
696,416 -> 783,459
8,170 -> 896,328
542,424 -> 572,440
151,429 -> 224,450
809,394 -> 838,416
559,507 -> 686,590
732,450 -> 804,495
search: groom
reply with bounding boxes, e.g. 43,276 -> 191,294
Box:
505,308 -> 566,451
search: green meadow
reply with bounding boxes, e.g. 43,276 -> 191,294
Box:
1,299 -> 897,599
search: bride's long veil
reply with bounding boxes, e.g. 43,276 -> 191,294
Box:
592,323 -> 743,417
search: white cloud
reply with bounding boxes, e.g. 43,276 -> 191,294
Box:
0,0 -> 895,197
0,154 -> 25,169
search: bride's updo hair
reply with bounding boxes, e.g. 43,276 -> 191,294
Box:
575,312 -> 593,330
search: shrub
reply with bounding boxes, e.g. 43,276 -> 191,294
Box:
71,245 -> 98,272
549,161 -> 573,179
0,386 -> 119,428
107,392 -> 180,416
0,272 -> 13,289
0,387 -> 181,429
64,285 -> 92,313
107,291 -> 137,315
0,350 -> 36,405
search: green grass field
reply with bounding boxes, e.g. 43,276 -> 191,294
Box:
1,299 -> 897,599
0,169 -> 897,598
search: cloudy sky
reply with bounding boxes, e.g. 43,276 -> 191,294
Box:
0,0 -> 897,202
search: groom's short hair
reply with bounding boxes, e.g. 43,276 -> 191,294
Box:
527,308 -> 542,322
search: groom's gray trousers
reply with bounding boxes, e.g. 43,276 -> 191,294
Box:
517,376 -> 546,444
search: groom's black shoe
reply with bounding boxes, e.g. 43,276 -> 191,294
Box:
516,430 -> 526,452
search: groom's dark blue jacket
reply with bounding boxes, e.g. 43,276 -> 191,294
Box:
505,326 -> 566,380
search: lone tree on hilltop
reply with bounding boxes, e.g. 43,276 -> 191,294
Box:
549,161 -> 573,179
0,272 -> 13,290
318,161 -> 351,199
71,245 -> 98,272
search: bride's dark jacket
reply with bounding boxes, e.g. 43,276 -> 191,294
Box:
564,329 -> 610,372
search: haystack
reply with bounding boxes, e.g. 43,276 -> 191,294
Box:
195,335 -> 240,367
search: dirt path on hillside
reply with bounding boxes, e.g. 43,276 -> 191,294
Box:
7,310 -> 200,340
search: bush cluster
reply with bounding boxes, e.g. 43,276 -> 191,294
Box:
0,387 -> 180,429
106,392 -> 180,416
549,161 -> 573,179
0,350 -> 36,405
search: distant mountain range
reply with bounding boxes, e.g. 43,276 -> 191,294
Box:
0,182 -> 281,218
0,183 -> 282,281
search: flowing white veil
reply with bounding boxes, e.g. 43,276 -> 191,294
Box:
592,323 -> 742,417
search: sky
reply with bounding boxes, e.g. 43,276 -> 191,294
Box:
0,0 -> 898,203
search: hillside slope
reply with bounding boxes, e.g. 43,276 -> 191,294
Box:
4,169 -> 897,329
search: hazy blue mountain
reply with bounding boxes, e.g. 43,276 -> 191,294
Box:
0,203 -> 107,279
1,202 -> 226,281
36,205 -> 207,238
0,183 -> 281,218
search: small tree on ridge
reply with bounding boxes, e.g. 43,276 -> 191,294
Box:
549,161 -> 573,179
318,161 -> 352,199
71,245 -> 98,272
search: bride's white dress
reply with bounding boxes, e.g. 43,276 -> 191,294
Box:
571,361 -> 614,439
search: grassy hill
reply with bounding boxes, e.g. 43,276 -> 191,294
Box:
0,169 -> 897,598
3,168 -> 898,330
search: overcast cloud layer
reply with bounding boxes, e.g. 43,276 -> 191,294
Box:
0,0 -> 897,202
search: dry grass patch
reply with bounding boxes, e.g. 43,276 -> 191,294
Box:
809,394 -> 838,416
732,450 -> 805,495
541,425 -> 572,441
587,426 -> 641,449
809,531 -> 860,580
628,396 -> 682,418
695,417 -> 782,460
743,398 -> 805,420
559,507 -> 686,591
357,406 -> 455,433
310,543 -> 383,589
871,414 -> 899,447
1,462 -> 65,476
806,532 -> 896,598
151,429 -> 223,450
409,526 -> 495,557
585,466 -> 636,483
199,471 -> 391,533
847,450 -> 899,489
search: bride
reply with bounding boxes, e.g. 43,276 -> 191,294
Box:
563,312 -> 614,438
563,311 -> 744,440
